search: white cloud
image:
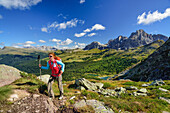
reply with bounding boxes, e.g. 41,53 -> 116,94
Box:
41,18 -> 85,33
75,32 -> 86,37
41,27 -> 48,33
39,40 -> 46,43
60,38 -> 73,45
25,41 -> 36,44
83,28 -> 91,32
0,31 -> 3,33
88,33 -> 96,37
137,8 -> 170,25
0,0 -> 42,10
91,24 -> 105,31
51,38 -> 61,43
80,0 -> 85,4
12,41 -> 36,48
74,45 -> 79,48
0,14 -> 2,19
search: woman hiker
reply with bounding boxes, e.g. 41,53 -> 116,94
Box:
39,52 -> 65,100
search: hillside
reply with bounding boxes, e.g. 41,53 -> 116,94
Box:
0,67 -> 170,113
121,38 -> 170,81
0,40 -> 165,81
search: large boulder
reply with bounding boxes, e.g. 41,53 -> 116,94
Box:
75,78 -> 98,91
37,74 -> 50,84
0,64 -> 21,87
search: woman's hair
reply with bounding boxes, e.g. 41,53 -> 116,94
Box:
48,52 -> 61,61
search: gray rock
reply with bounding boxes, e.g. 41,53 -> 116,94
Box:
137,88 -> 147,93
142,83 -> 149,87
0,65 -> 21,87
77,86 -> 86,91
74,100 -> 87,108
115,87 -> 126,93
95,83 -> 104,89
126,86 -> 138,90
159,88 -> 169,92
159,97 -> 170,104
150,79 -> 165,86
76,78 -> 97,91
37,74 -> 50,84
33,94 -> 40,98
86,100 -> 114,113
70,96 -> 76,100
133,92 -> 147,96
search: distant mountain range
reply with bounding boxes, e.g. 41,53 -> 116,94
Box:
84,29 -> 169,50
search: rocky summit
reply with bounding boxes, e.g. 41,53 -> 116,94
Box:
83,41 -> 107,50
84,29 -> 168,50
122,38 -> 170,81
108,29 -> 168,50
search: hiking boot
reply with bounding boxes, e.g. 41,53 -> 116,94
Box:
59,95 -> 63,100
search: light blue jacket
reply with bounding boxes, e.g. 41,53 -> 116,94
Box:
41,60 -> 65,72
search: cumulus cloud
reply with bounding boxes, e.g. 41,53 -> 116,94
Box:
41,27 -> 48,33
91,24 -> 105,30
25,41 -> 36,44
83,28 -> 91,32
75,32 -> 86,37
75,24 -> 105,37
41,18 -> 85,33
88,33 -> 96,37
50,38 -> 61,43
39,40 -> 46,43
0,0 -> 42,10
80,0 -> 85,4
137,8 -> 170,25
60,38 -> 73,45
12,41 -> 36,48
0,14 -> 2,19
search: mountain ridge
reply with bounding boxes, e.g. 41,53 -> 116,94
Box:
84,29 -> 168,50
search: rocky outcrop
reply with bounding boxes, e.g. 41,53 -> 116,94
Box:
75,78 -> 103,91
121,38 -> 170,81
83,41 -> 107,50
108,36 -> 128,50
74,99 -> 114,113
0,64 -> 21,87
37,74 -> 50,84
75,78 -> 127,96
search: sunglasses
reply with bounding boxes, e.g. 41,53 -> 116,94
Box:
49,56 -> 53,58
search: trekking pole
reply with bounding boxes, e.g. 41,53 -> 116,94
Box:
38,55 -> 41,80
38,55 -> 43,93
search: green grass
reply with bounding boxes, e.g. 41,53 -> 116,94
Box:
0,85 -> 13,103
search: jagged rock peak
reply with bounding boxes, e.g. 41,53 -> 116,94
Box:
83,41 -> 107,50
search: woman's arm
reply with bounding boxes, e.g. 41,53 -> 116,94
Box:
41,61 -> 50,70
57,60 -> 65,72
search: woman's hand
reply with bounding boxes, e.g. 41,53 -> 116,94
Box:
60,70 -> 63,75
39,64 -> 42,68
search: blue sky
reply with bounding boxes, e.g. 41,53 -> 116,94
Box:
0,0 -> 170,49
